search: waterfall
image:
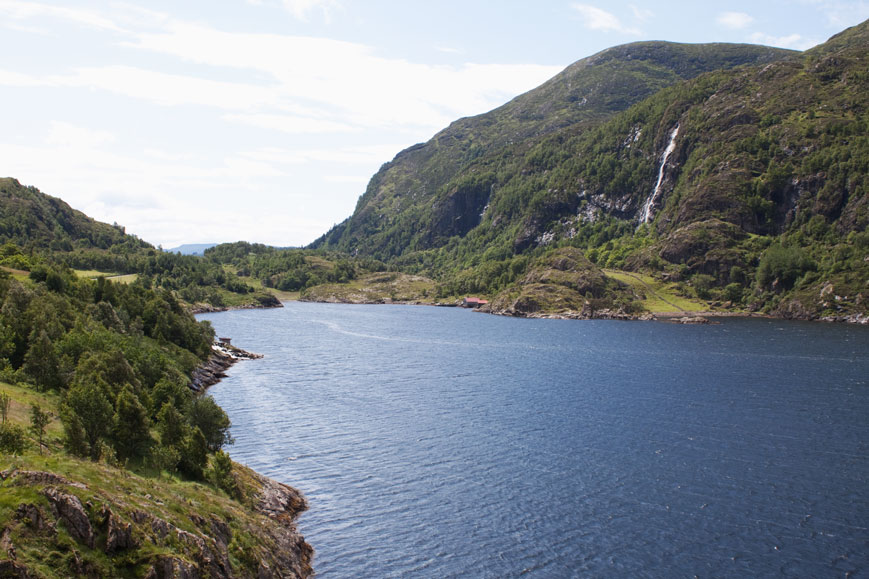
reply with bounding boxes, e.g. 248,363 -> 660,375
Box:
639,124 -> 679,225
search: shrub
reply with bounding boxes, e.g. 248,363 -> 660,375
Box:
0,422 -> 27,454
756,244 -> 816,290
209,450 -> 239,498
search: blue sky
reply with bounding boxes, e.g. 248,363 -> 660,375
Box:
2,1 -> 867,248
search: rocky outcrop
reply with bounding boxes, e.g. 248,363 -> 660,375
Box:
1,467 -> 312,578
104,510 -> 136,553
190,294 -> 283,314
14,503 -> 54,534
144,556 -> 200,579
42,487 -> 94,548
0,559 -> 32,579
190,341 -> 263,393
1,469 -> 86,489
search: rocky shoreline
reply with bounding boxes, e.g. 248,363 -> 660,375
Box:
190,341 -> 263,394
190,294 -> 283,315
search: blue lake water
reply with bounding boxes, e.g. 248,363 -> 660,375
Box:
199,303 -> 869,578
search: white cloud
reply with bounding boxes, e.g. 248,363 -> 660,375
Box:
813,0 -> 869,28
323,175 -> 369,184
749,32 -> 820,50
570,3 -> 641,34
280,0 -> 342,22
119,21 -> 561,133
45,121 -> 115,149
717,11 -> 754,30
225,113 -> 358,134
629,4 -> 653,21
239,145 -> 404,165
0,0 -> 124,32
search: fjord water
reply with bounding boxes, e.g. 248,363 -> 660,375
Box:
200,303 -> 869,578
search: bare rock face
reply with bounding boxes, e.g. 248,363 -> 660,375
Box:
144,556 -> 200,579
676,315 -> 710,324
0,559 -> 32,578
249,470 -> 313,578
1,526 -> 16,559
2,469 -> 86,489
105,510 -> 136,553
14,503 -> 54,534
256,475 -> 308,523
42,487 -> 94,548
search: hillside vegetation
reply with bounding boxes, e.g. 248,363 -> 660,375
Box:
0,251 -> 311,577
310,22 -> 869,321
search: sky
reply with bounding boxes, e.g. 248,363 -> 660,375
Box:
2,1 -> 868,248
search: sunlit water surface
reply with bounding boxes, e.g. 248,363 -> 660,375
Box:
199,303 -> 869,578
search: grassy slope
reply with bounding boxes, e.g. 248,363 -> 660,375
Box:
0,381 -> 311,578
300,272 -> 436,304
602,269 -> 711,313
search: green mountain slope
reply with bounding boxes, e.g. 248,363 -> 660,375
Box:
312,42 -> 793,257
0,191 -> 312,576
312,21 -> 869,321
0,178 -> 282,310
0,178 -> 148,254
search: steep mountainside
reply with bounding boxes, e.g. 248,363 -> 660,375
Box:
313,42 -> 793,256
312,22 -> 869,321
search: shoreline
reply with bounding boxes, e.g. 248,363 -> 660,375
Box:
294,296 -> 869,325
190,340 -> 263,393
190,299 -> 283,315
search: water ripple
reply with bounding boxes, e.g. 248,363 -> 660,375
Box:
200,303 -> 869,578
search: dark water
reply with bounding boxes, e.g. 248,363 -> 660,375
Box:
199,303 -> 869,578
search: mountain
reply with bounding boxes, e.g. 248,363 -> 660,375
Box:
312,42 -> 793,256
0,178 -> 282,310
312,22 -> 869,321
0,177 -> 149,253
167,243 -> 219,255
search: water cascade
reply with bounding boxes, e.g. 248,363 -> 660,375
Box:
639,124 -> 679,225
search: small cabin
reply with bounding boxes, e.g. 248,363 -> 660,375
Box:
462,297 -> 488,308
218,337 -> 232,346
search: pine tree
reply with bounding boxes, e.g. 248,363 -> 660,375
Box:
111,386 -> 153,462
29,403 -> 51,454
23,330 -> 62,391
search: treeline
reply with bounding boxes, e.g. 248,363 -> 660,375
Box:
205,242 -> 387,291
0,256 -> 235,484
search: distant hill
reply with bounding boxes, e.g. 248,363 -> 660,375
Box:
0,177 -> 149,253
167,243 -> 219,255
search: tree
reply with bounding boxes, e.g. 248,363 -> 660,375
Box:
0,392 -> 9,423
178,427 -> 208,480
29,403 -> 51,454
189,396 -> 233,452
61,381 -> 113,459
23,330 -> 63,391
157,402 -> 187,448
111,386 -> 153,462
208,450 -> 238,498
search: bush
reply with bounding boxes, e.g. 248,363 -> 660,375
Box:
691,274 -> 716,299
756,244 -> 816,290
208,450 -> 239,498
0,422 -> 27,454
189,396 -> 233,452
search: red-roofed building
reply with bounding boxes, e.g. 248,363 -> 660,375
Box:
462,297 -> 488,308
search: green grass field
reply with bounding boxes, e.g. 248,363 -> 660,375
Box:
603,269 -> 710,313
